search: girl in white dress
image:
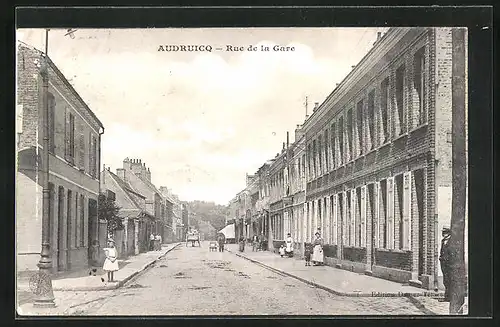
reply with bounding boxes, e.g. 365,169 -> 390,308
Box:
103,239 -> 119,282
312,232 -> 324,266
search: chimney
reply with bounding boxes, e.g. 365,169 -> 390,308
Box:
295,125 -> 303,142
351,65 -> 356,69
282,142 -> 285,150
286,132 -> 289,148
377,31 -> 382,40
116,168 -> 126,181
313,102 -> 319,111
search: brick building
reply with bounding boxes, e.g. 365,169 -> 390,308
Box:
16,42 -> 105,273
229,27 -> 468,290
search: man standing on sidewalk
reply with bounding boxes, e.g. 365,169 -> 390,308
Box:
150,233 -> 155,251
439,226 -> 452,302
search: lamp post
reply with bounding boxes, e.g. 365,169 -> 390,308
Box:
32,28 -> 77,308
33,28 -> 55,308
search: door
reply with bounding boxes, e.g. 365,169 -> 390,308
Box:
88,198 -> 98,263
57,186 -> 65,271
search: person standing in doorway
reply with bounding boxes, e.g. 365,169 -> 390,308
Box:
439,226 -> 452,302
149,233 -> 155,251
285,233 -> 294,257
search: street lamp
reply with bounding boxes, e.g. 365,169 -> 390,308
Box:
32,28 -> 77,308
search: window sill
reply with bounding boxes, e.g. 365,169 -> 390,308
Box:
376,248 -> 411,254
409,123 -> 428,134
393,132 -> 408,142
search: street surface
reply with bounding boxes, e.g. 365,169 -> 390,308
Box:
67,241 -> 425,315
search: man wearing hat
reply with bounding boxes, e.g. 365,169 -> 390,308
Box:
439,226 -> 452,302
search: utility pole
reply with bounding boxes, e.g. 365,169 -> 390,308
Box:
449,27 -> 467,314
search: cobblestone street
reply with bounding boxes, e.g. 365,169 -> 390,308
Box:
55,242 -> 426,316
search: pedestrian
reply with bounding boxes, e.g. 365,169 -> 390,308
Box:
279,244 -> 285,258
311,231 -> 324,266
304,243 -> 312,266
285,233 -> 294,258
239,236 -> 246,252
158,234 -> 162,249
217,234 -> 225,252
252,234 -> 259,252
155,234 -> 161,251
439,226 -> 452,302
149,232 -> 155,251
259,232 -> 266,251
103,238 -> 119,282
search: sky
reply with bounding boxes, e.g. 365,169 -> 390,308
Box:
17,27 -> 389,205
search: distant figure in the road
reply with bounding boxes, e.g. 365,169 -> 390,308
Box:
252,234 -> 259,252
285,233 -> 294,257
217,234 -> 225,252
259,233 -> 266,251
103,238 -> 119,282
149,233 -> 155,251
439,226 -> 452,302
238,236 -> 245,252
304,243 -> 312,266
279,244 -> 285,258
311,231 -> 324,266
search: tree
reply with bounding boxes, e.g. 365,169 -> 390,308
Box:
98,193 -> 123,234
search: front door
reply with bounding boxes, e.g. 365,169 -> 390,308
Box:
88,199 -> 98,264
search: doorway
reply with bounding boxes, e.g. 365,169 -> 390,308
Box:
57,186 -> 65,271
88,198 -> 98,264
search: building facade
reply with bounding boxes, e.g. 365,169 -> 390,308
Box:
228,27 -> 467,290
16,43 -> 104,273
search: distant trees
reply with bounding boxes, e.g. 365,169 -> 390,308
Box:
186,200 -> 228,231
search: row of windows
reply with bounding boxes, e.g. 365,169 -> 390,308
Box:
304,170 -> 422,251
306,46 -> 428,181
48,92 -> 99,178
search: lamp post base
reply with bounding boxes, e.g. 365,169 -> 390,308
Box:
30,269 -> 56,308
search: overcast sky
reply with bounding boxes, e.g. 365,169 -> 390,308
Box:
17,27 -> 389,205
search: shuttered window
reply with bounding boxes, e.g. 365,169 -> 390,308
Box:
65,110 -> 75,164
78,122 -> 85,171
48,93 -> 55,153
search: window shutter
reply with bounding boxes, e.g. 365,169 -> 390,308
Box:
350,189 -> 356,246
48,95 -> 55,152
64,109 -> 70,160
403,171 -> 412,250
332,195 -> 337,245
78,122 -> 85,170
343,191 -> 348,246
387,177 -> 395,249
374,183 -> 380,249
89,133 -> 94,177
361,185 -> 367,247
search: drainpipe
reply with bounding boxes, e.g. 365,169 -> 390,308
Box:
96,127 -> 104,264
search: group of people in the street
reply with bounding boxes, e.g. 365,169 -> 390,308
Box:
149,233 -> 163,251
278,229 -> 324,266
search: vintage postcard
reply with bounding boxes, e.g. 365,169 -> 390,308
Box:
16,26 -> 469,316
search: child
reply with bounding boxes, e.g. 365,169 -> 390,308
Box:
304,244 -> 312,266
103,238 -> 119,282
279,244 -> 285,258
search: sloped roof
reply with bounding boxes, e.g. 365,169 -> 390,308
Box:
107,170 -> 145,209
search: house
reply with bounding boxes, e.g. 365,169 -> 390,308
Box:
16,42 -> 105,274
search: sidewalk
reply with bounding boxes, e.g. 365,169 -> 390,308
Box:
17,242 -> 180,293
226,244 -> 460,315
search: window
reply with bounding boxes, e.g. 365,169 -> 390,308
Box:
356,100 -> 364,155
89,134 -> 97,178
338,117 -> 344,165
67,190 -> 73,249
367,91 -> 375,150
318,198 -> 322,232
312,140 -> 317,178
331,122 -> 336,168
346,191 -> 353,246
324,130 -> 329,171
75,192 -> 79,248
395,65 -> 406,136
395,175 -> 404,249
48,93 -> 55,153
347,109 -> 353,161
302,154 -> 306,176
413,47 -> 426,126
307,144 -> 312,179
379,180 -> 387,248
80,194 -> 85,247
318,136 -> 323,175
65,111 -> 75,162
380,78 -> 390,143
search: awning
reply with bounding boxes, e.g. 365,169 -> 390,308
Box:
219,224 -> 235,239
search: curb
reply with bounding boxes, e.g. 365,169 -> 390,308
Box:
228,249 -> 437,298
52,243 -> 181,292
